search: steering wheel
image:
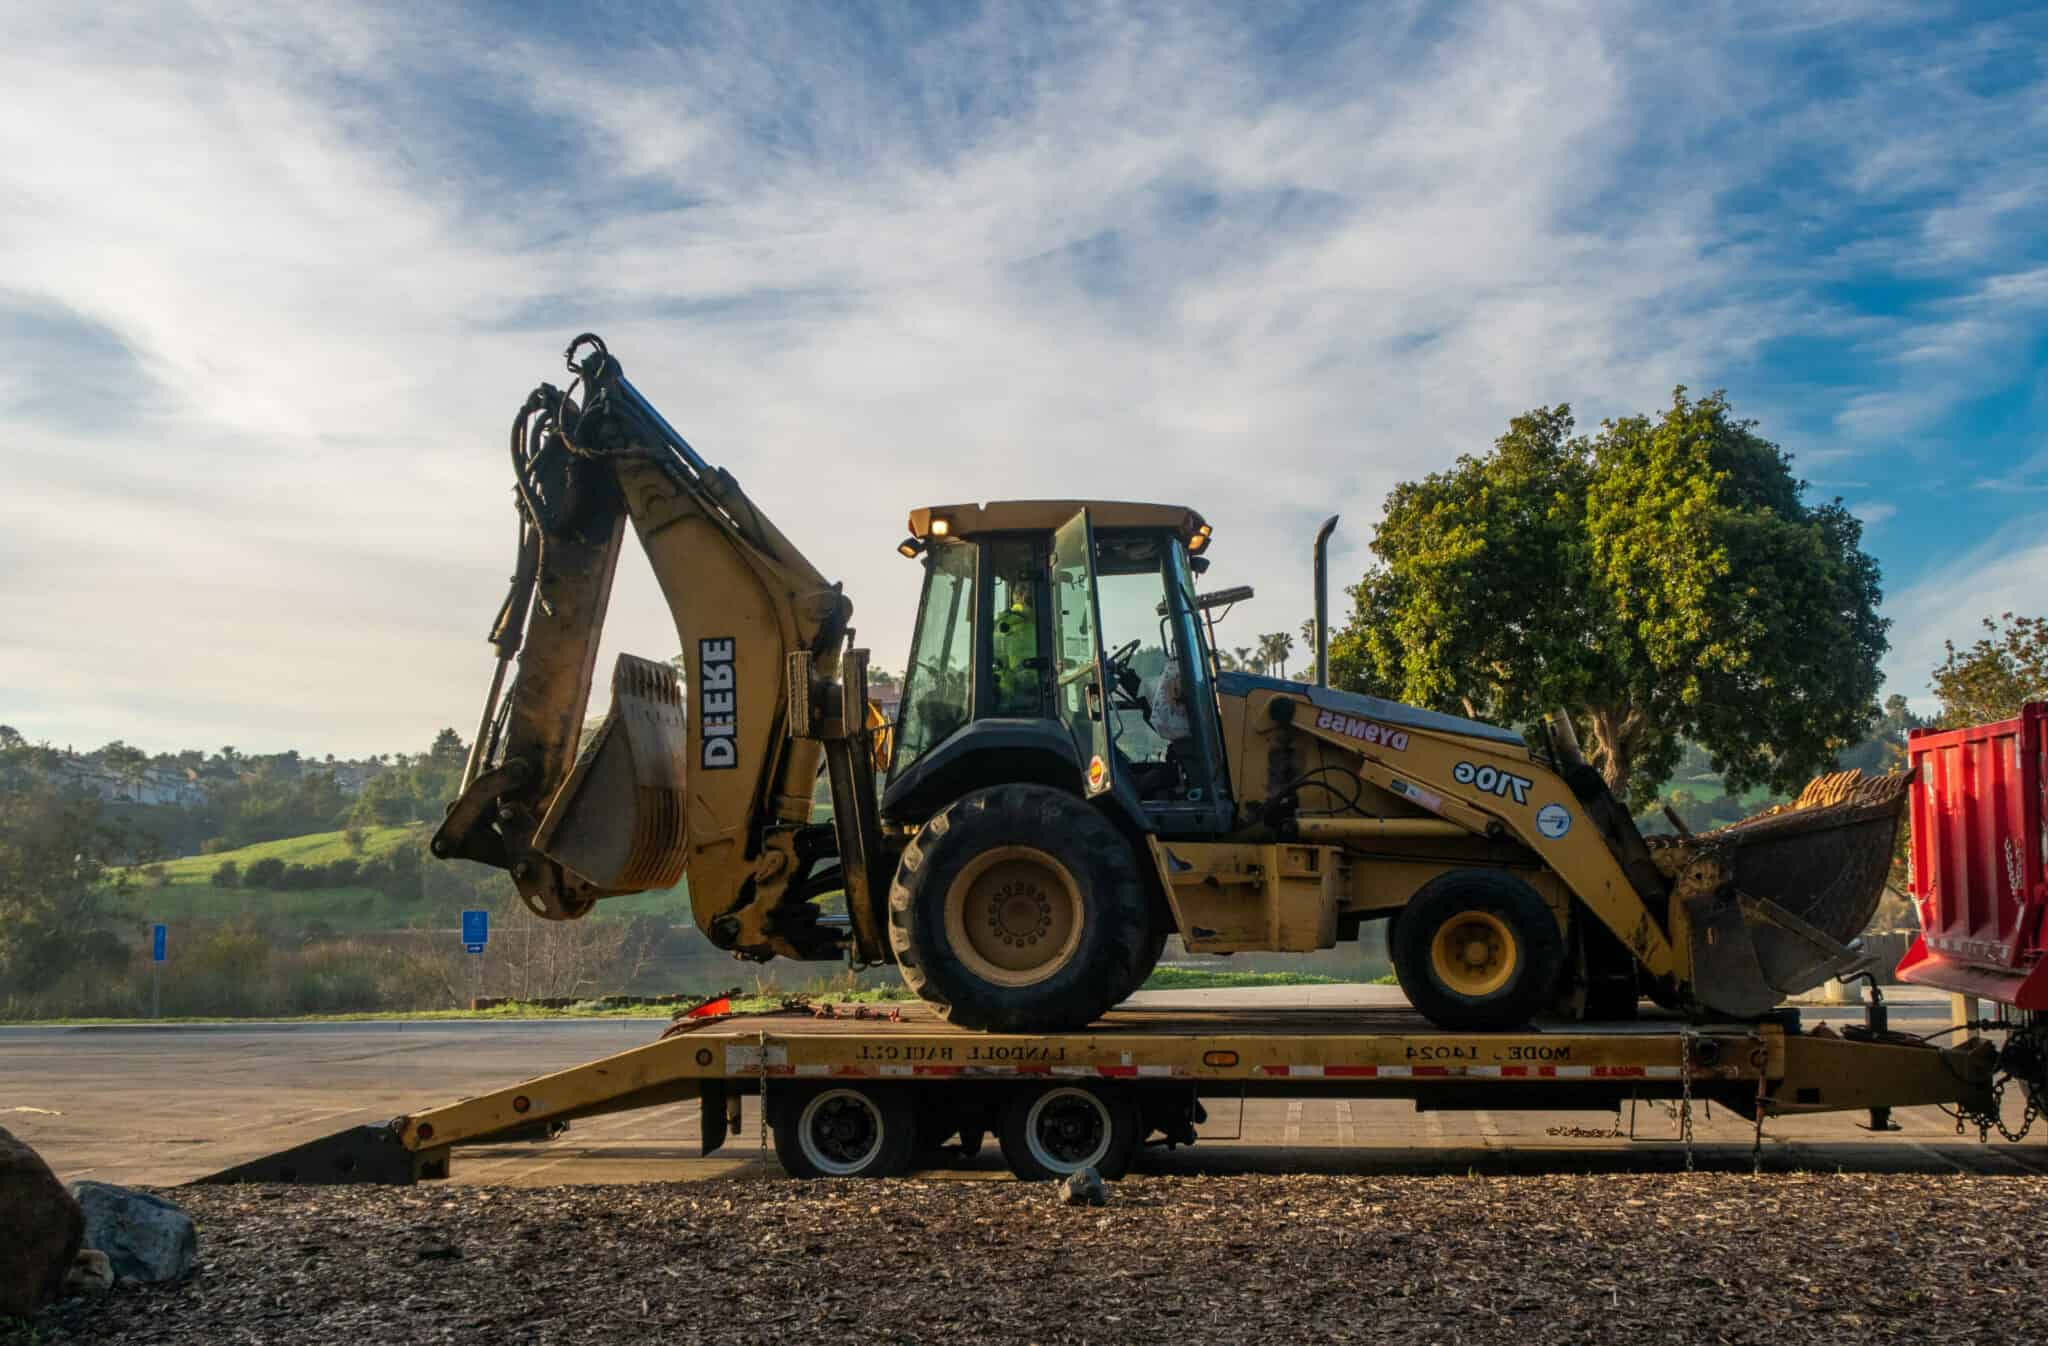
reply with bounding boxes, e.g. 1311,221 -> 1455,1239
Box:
1104,638 -> 1144,699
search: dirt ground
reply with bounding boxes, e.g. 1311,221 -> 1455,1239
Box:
12,1173 -> 2044,1344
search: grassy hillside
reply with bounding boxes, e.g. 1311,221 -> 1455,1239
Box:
134,825 -> 423,881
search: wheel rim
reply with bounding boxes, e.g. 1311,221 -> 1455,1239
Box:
1428,909 -> 1518,998
943,845 -> 1085,988
797,1089 -> 886,1176
1022,1087 -> 1113,1173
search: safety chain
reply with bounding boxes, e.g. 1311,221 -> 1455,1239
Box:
1678,1029 -> 1696,1172
758,1029 -> 770,1152
1748,1033 -> 1769,1176
1954,1022 -> 2047,1143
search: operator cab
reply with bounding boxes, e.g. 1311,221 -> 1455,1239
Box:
884,501 -> 1234,836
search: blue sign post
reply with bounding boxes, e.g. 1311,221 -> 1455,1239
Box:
151,924 -> 166,1019
461,909 -> 489,1009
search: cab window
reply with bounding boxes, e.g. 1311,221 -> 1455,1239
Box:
891,541 -> 975,778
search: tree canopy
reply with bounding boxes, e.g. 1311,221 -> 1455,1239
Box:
1930,612 -> 2047,726
1329,390 -> 1887,807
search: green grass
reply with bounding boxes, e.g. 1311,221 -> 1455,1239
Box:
105,882 -> 427,928
1137,967 -> 1344,990
126,825 -> 422,882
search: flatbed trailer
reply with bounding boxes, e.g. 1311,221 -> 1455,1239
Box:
206,1001 -> 2005,1185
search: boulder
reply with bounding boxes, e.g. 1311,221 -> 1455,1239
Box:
66,1182 -> 198,1283
1056,1166 -> 1107,1207
64,1250 -> 114,1296
0,1125 -> 83,1317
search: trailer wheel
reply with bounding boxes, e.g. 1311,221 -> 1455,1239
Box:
889,785 -> 1147,1031
998,1085 -> 1141,1181
1392,871 -> 1565,1031
772,1086 -> 916,1179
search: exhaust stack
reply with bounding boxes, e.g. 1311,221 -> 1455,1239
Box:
1312,515 -> 1338,687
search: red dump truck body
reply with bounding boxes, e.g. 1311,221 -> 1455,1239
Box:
1897,703 -> 2048,1008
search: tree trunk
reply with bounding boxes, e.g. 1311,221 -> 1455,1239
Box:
1585,705 -> 1643,801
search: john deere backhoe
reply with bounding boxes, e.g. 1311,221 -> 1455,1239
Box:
433,336 -> 1906,1034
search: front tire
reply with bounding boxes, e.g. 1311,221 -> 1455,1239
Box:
888,785 -> 1148,1031
1391,870 -> 1565,1031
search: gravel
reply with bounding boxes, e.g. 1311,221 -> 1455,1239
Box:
11,1174 -> 2046,1344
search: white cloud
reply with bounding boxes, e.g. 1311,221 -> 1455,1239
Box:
0,2 -> 2042,753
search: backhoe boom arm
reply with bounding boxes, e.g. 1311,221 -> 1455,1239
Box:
432,336 -> 879,963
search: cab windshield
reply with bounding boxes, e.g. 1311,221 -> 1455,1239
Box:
890,541 -> 975,778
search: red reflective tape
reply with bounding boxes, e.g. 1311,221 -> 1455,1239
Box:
912,1065 -> 962,1077
1096,1066 -> 1139,1078
1325,1065 -> 1379,1077
1412,1065 -> 1451,1077
1592,1066 -> 1646,1078
1501,1066 -> 1530,1078
1015,1064 -> 1052,1076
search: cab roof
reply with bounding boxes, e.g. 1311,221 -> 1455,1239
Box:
906,500 -> 1208,544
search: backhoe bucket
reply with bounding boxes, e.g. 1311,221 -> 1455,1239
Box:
1651,771 -> 1910,1019
533,653 -> 689,892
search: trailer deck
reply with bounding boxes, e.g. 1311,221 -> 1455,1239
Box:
202,1001 -> 2001,1185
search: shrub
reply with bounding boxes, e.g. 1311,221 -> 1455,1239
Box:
327,857 -> 359,886
344,822 -> 367,855
244,857 -> 287,889
212,859 -> 240,888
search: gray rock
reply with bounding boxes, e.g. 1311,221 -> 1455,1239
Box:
66,1182 -> 197,1283
0,1126 -> 83,1316
1056,1167 -> 1107,1207
64,1250 -> 114,1296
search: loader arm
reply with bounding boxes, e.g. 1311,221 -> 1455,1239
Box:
432,335 -> 886,963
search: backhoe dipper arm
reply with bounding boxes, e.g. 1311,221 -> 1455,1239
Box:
432,336 -> 862,962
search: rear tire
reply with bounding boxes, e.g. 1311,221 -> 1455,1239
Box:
998,1085 -> 1141,1181
772,1086 -> 916,1179
888,785 -> 1147,1031
1392,870 -> 1565,1031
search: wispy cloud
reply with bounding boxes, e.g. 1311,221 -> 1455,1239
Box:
1,1 -> 2043,751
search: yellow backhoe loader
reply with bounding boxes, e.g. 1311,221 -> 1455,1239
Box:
432,336 -> 1905,1034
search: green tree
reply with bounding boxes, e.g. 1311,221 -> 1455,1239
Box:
1330,392 -> 1886,807
0,737 -> 132,1001
1931,612 -> 2048,726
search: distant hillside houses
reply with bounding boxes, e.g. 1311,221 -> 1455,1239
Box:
38,751 -> 389,806
48,756 -> 210,808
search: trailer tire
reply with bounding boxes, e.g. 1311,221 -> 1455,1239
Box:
888,784 -> 1147,1031
998,1084 -> 1141,1181
1392,870 -> 1565,1031
772,1085 -> 916,1179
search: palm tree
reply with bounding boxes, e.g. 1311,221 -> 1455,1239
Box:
1234,645 -> 1260,675
1259,631 -> 1295,680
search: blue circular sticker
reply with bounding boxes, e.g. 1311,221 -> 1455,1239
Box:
1536,803 -> 1572,839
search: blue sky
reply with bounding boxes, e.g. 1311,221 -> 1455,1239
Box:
2,1 -> 2044,755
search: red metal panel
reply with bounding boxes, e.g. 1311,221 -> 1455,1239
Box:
1897,703 -> 2048,1007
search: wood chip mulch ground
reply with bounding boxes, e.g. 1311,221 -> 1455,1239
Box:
11,1173 -> 2045,1344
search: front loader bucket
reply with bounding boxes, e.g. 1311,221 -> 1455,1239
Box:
1651,771 -> 1910,1019
533,653 -> 689,892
